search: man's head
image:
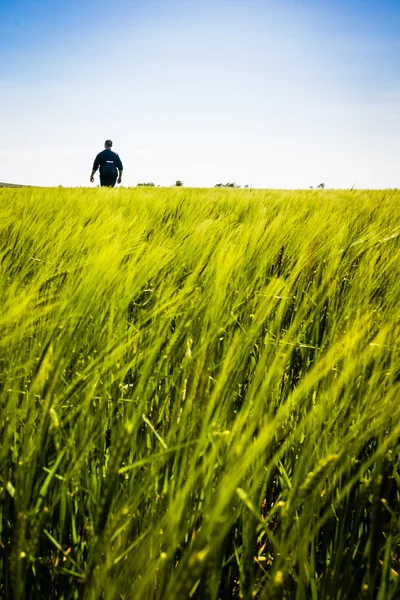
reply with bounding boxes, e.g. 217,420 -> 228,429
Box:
104,139 -> 113,149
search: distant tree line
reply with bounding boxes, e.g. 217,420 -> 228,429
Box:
136,181 -> 184,187
136,182 -> 329,189
136,182 -> 249,189
215,183 -> 241,188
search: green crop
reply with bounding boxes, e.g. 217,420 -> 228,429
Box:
0,186 -> 399,599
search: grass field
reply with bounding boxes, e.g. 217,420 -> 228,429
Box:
0,187 -> 399,599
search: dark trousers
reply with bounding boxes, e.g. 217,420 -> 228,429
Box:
100,177 -> 117,188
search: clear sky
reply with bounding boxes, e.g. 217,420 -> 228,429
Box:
1,0 -> 399,188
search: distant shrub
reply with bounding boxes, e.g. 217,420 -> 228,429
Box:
215,182 -> 240,188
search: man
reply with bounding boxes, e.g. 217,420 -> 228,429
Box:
90,140 -> 123,187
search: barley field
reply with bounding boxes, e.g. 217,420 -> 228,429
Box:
0,187 -> 399,599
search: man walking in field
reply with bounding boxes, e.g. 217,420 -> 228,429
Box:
90,140 -> 123,187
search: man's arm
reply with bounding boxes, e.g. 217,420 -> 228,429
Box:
116,155 -> 123,184
90,154 -> 101,183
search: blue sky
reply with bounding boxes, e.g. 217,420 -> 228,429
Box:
1,0 -> 399,188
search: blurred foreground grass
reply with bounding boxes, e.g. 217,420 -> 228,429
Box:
0,187 -> 399,599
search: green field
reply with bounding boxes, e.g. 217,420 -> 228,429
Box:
0,187 -> 399,599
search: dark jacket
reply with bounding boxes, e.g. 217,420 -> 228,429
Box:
93,149 -> 123,177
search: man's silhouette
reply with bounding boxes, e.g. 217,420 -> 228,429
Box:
90,140 -> 123,187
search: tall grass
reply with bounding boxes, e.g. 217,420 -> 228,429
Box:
0,186 -> 399,599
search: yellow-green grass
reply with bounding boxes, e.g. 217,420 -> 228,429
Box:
0,187 -> 399,599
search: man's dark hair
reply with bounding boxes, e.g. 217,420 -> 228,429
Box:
104,139 -> 113,148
